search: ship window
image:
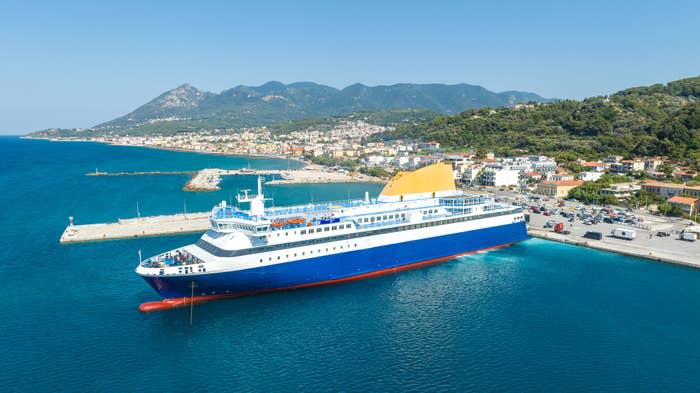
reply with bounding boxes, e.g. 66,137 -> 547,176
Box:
301,230 -> 307,235
346,224 -> 351,229
302,252 -> 305,256
286,254 -> 289,258
269,257 -> 272,261
324,227 -> 329,232
277,256 -> 280,260
331,225 -> 337,230
383,215 -> 387,220
285,232 -> 288,236
371,217 -> 375,222
309,229 -> 315,234
294,253 -> 297,257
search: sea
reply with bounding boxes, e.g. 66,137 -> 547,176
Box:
1,136 -> 700,392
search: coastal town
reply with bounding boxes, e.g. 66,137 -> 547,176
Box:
49,117 -> 700,225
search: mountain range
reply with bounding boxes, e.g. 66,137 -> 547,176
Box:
29,81 -> 552,137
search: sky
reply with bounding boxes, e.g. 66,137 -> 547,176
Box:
1,0 -> 699,134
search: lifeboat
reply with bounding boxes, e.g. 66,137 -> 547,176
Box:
270,221 -> 287,227
287,218 -> 305,225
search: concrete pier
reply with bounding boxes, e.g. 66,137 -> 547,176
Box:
527,213 -> 700,269
59,212 -> 210,244
183,168 -> 384,191
86,170 -> 195,177
87,168 -> 385,192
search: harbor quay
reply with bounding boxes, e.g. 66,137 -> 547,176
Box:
524,201 -> 699,269
59,212 -> 210,244
183,168 -> 385,191
84,167 -> 385,192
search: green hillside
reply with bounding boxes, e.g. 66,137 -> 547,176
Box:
377,76 -> 700,168
26,82 -> 549,137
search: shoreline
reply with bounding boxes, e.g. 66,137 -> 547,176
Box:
21,135 -> 308,167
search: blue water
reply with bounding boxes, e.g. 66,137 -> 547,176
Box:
2,136 -> 700,392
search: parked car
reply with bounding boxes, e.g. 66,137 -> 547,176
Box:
656,231 -> 671,237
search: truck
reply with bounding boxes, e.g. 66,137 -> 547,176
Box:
680,231 -> 698,242
611,228 -> 636,240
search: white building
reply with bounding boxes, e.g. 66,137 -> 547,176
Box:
580,171 -> 604,182
481,169 -> 520,187
533,160 -> 558,173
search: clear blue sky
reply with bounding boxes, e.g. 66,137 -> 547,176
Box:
1,0 -> 699,134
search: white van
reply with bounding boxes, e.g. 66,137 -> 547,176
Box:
611,228 -> 636,240
681,232 -> 698,242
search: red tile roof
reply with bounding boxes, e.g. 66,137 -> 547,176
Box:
667,196 -> 698,205
542,180 -> 584,187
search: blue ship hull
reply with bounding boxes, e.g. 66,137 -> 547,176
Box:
142,221 -> 528,299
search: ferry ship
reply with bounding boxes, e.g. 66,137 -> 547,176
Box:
136,163 -> 528,310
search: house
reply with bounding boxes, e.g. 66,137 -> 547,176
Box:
523,171 -> 543,182
481,169 -> 520,187
366,155 -> 386,166
533,160 -> 558,173
418,141 -> 441,151
546,173 -> 575,182
580,171 -> 604,182
610,159 -> 645,173
667,196 -> 698,216
644,157 -> 663,172
536,180 -> 584,198
641,181 -> 700,199
580,161 -> 608,172
598,183 -> 640,200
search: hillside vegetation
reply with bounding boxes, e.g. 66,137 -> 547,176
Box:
377,77 -> 700,168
